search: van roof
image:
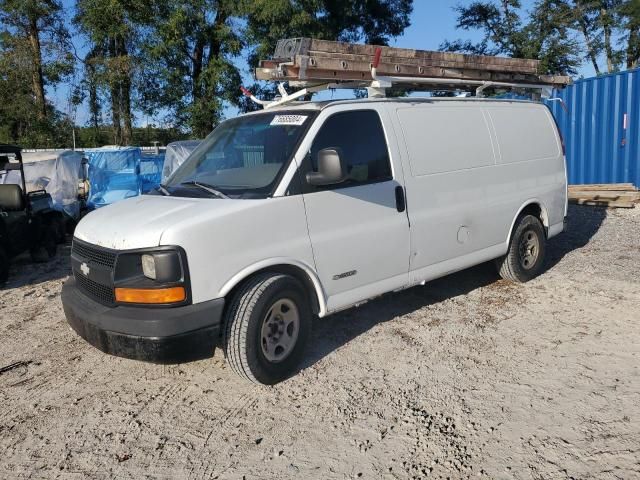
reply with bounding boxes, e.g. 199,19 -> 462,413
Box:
244,96 -> 539,115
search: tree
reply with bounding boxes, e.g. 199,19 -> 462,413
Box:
440,0 -> 582,75
240,0 -> 412,109
141,0 -> 243,137
620,0 -> 640,68
245,0 -> 413,68
0,0 -> 73,120
74,0 -> 155,145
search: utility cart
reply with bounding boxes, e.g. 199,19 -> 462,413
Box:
0,145 -> 66,283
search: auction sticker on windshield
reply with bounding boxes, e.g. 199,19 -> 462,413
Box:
270,115 -> 308,126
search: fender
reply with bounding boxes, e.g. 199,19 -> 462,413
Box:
219,257 -> 329,317
506,199 -> 550,247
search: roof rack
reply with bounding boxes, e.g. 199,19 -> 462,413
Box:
246,38 -> 572,109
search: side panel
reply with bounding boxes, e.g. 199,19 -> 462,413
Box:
393,102 -> 499,282
483,103 -> 567,245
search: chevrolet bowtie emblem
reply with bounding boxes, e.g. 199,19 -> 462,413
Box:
80,262 -> 90,276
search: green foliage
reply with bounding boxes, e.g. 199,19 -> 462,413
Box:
242,0 -> 412,109
73,125 -> 189,149
441,0 -> 582,75
0,0 -> 74,146
442,0 -> 640,74
74,0 -> 159,145
245,0 -> 413,68
619,0 -> 640,67
141,0 -> 244,138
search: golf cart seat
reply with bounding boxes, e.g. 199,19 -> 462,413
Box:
0,184 -> 24,211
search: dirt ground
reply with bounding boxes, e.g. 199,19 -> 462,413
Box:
1,205 -> 639,480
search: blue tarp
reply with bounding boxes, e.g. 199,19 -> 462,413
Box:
140,153 -> 165,193
84,147 -> 143,208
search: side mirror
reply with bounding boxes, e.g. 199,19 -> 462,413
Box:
306,148 -> 347,186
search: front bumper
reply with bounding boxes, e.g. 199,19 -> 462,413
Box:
61,278 -> 225,364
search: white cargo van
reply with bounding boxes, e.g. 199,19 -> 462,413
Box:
62,98 -> 567,384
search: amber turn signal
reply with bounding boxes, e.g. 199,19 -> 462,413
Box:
114,286 -> 186,304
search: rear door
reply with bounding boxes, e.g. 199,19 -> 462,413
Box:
298,107 -> 411,311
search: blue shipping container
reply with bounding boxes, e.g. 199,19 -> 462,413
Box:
546,68 -> 640,187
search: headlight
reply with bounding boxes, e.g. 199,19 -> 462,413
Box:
141,254 -> 156,280
113,248 -> 189,306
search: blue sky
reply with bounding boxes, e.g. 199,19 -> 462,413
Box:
54,0 -> 595,127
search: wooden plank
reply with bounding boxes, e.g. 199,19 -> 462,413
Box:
568,192 -> 640,201
256,60 -> 570,87
260,38 -> 572,88
569,183 -> 637,192
569,198 -> 636,208
301,53 -> 544,75
297,38 -> 541,74
305,50 -> 539,74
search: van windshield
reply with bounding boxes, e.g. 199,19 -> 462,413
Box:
164,111 -> 314,199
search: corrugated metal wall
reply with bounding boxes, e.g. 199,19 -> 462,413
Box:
545,68 -> 640,187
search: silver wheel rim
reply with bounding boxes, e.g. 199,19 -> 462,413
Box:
260,298 -> 299,363
519,229 -> 540,270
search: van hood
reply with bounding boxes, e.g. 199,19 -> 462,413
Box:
74,194 -> 257,250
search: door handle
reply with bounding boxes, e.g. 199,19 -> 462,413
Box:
395,186 -> 406,213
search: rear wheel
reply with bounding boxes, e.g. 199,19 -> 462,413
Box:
496,214 -> 546,283
223,273 -> 311,385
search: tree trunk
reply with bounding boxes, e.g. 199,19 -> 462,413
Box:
110,83 -> 122,145
189,8 -> 229,136
119,38 -> 133,145
208,9 -> 228,61
86,60 -> 101,132
600,4 -> 615,72
574,1 -> 601,75
192,37 -> 205,101
109,37 -> 123,145
628,26 -> 640,69
27,16 -> 47,120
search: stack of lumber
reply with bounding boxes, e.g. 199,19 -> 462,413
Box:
256,38 -> 571,88
568,184 -> 640,208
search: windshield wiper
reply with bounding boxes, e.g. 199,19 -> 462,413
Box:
157,184 -> 171,196
180,181 -> 229,199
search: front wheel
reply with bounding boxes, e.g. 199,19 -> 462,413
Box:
495,214 -> 546,283
223,273 -> 311,385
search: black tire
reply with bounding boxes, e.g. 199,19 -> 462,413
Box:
54,217 -> 67,243
0,246 -> 8,284
43,224 -> 58,258
223,273 -> 312,385
30,224 -> 57,262
496,214 -> 546,283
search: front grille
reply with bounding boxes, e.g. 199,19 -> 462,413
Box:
72,239 -> 117,306
74,269 -> 115,305
72,241 -> 117,268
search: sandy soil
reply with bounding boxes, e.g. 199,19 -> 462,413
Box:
1,205 -> 639,480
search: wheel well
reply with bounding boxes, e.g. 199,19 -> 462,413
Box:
514,202 -> 548,240
221,265 -> 321,331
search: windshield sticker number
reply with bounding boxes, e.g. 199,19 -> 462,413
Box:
270,115 -> 308,126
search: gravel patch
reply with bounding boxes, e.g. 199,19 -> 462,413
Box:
0,205 -> 639,479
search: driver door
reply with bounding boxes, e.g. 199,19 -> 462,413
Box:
298,107 -> 411,312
